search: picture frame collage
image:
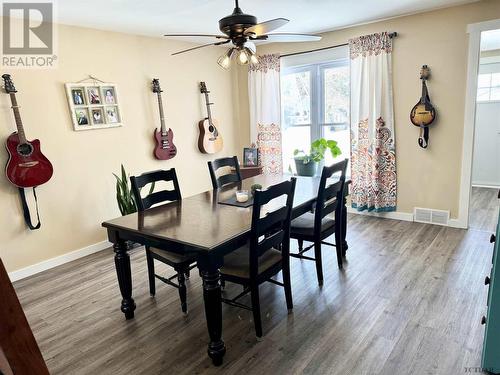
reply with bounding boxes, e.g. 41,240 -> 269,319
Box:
65,82 -> 122,131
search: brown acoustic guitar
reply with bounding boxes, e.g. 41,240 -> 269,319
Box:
152,78 -> 177,160
410,65 -> 436,148
198,82 -> 223,154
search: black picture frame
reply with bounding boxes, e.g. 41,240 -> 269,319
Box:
243,148 -> 259,167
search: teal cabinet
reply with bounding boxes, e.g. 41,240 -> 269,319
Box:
482,191 -> 500,374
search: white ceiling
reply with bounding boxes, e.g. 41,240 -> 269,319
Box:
55,0 -> 478,43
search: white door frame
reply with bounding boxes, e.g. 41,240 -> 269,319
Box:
456,18 -> 500,229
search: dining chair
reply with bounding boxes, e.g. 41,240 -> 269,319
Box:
290,159 -> 348,285
220,178 -> 296,337
208,156 -> 242,189
130,168 -> 197,314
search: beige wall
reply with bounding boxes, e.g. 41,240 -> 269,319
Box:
0,20 -> 242,272
238,0 -> 500,219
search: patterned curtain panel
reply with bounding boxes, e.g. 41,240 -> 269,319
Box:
349,32 -> 397,212
248,54 -> 282,175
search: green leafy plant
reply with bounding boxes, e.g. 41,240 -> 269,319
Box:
294,138 -> 342,164
250,183 -> 262,196
113,165 -> 154,216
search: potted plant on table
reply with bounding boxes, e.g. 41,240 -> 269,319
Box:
293,138 -> 342,177
113,165 -> 154,248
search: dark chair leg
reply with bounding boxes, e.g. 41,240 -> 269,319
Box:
297,239 -> 303,252
250,284 -> 263,338
177,270 -> 187,313
185,268 -> 190,279
145,248 -> 156,296
334,229 -> 344,270
282,263 -> 293,311
314,241 -> 324,285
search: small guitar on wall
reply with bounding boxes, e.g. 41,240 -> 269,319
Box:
199,82 -> 223,154
3,74 -> 53,229
152,78 -> 177,160
410,65 -> 436,149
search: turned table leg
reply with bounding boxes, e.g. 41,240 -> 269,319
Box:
113,240 -> 136,319
200,266 -> 226,366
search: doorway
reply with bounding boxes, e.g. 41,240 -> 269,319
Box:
468,28 -> 500,232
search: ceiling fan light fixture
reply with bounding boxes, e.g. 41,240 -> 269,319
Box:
237,48 -> 249,65
249,53 -> 259,65
217,48 -> 234,70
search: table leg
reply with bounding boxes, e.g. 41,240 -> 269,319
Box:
342,196 -> 348,254
113,240 -> 136,319
200,267 -> 226,366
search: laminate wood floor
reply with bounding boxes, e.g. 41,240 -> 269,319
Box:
469,187 -> 499,233
14,209 -> 498,375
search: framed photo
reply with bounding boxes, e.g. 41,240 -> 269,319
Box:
65,82 -> 123,131
243,148 -> 259,167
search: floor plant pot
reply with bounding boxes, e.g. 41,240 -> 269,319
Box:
294,159 -> 318,177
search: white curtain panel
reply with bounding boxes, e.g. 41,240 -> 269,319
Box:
248,54 -> 282,175
349,32 -> 397,212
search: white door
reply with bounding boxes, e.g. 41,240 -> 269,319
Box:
472,102 -> 500,187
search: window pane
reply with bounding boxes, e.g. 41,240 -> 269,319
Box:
281,71 -> 311,126
282,126 -> 311,173
477,88 -> 490,101
491,87 -> 500,101
323,126 -> 351,174
324,65 -> 349,124
492,73 -> 500,87
478,74 -> 491,89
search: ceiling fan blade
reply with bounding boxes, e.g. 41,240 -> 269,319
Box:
254,33 -> 322,42
244,18 -> 289,36
171,40 -> 230,56
164,33 -> 229,40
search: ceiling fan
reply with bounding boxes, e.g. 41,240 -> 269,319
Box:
164,0 -> 322,69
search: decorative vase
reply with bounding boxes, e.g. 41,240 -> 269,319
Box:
294,159 -> 318,177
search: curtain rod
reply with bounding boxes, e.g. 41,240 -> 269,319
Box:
280,32 -> 398,58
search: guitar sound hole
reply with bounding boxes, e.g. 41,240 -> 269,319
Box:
17,143 -> 33,156
208,125 -> 215,133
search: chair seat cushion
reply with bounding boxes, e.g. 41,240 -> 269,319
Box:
220,245 -> 282,279
290,212 -> 335,237
149,247 -> 196,265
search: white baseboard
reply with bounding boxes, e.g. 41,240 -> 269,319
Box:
347,207 -> 414,222
347,207 -> 467,229
448,218 -> 467,229
8,240 -> 111,282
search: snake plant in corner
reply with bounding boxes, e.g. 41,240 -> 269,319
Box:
113,164 -> 154,216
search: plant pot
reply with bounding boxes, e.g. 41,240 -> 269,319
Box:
294,159 -> 318,177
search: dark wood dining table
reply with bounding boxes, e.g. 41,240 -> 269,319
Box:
102,174 -> 349,366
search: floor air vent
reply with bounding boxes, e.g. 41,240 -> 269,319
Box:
414,207 -> 449,226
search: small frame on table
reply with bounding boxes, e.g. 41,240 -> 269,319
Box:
65,82 -> 123,131
243,147 -> 259,167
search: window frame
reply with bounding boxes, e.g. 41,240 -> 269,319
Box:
477,72 -> 500,102
281,58 -> 350,144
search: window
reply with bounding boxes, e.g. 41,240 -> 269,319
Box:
281,57 -> 350,173
477,72 -> 500,102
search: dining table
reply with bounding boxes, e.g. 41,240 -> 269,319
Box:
102,174 -> 350,366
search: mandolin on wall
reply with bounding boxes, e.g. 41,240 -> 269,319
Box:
410,65 -> 436,149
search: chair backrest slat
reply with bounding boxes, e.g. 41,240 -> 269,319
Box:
256,206 -> 289,237
314,159 -> 348,235
130,168 -> 181,211
257,230 -> 285,257
249,178 -> 297,278
208,156 -> 242,189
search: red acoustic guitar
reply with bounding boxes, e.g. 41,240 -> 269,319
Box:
3,74 -> 53,188
152,78 -> 177,160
